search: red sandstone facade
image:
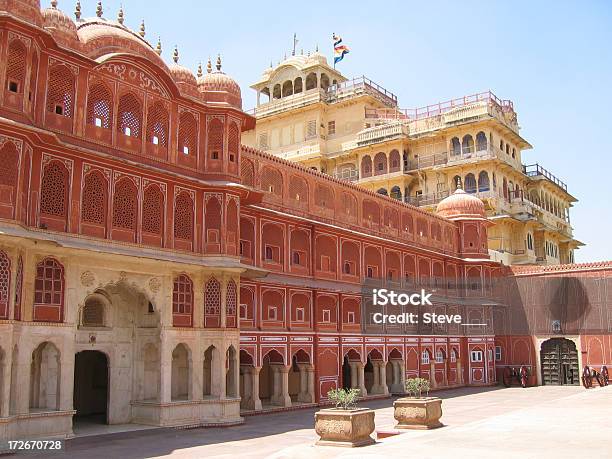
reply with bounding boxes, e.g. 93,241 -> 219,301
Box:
0,2 -> 610,429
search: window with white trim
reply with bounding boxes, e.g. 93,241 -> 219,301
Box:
322,309 -> 331,323
296,307 -> 304,322
347,311 -> 355,324
435,350 -> 444,363
267,305 -> 277,321
450,349 -> 457,363
421,350 -> 430,365
470,350 -> 483,362
495,346 -> 502,362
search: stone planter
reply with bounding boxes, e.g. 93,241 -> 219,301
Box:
393,397 -> 443,430
314,407 -> 375,447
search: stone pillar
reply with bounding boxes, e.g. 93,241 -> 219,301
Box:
232,353 -> 240,398
0,353 -> 10,417
297,364 -> 309,403
390,361 -> 402,393
430,362 -> 437,389
380,362 -> 389,395
240,365 -> 252,409
279,366 -> 292,407
14,348 -> 29,414
270,365 -> 280,405
399,361 -> 406,392
350,362 -> 358,389
357,362 -> 367,396
307,366 -> 315,403
443,360 -> 449,387
251,367 -> 262,410
160,342 -> 172,403
372,362 -> 380,393
457,359 -> 464,385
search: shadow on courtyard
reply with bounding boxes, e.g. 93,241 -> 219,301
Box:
30,386 -> 504,459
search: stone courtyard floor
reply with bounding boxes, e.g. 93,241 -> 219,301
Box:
28,385 -> 612,459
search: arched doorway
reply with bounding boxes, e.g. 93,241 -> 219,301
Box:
540,338 -> 579,385
73,350 -> 109,424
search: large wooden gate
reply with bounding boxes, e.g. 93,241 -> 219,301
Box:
540,338 -> 579,385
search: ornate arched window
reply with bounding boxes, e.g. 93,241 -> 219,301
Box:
142,184 -> 164,235
117,93 -> 142,138
40,160 -> 69,220
82,295 -> 105,327
204,277 -> 221,327
464,173 -> 477,193
81,170 -> 108,226
46,64 -> 75,117
33,257 -> 64,322
462,134 -> 474,154
86,83 -> 113,129
241,158 -> 254,186
207,118 -> 224,160
178,112 -> 197,156
146,101 -> 169,147
14,255 -> 22,321
0,250 -> 10,319
478,171 -> 490,192
226,279 -> 237,328
174,192 -> 194,241
6,39 -> 27,94
228,122 -> 240,164
451,137 -> 461,156
112,177 -> 138,230
476,131 -> 487,151
0,141 -> 20,218
173,274 -> 193,327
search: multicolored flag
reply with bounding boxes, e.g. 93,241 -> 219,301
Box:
333,34 -> 350,65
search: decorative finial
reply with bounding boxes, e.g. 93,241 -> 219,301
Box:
117,5 -> 124,25
315,44 -> 319,52
216,54 -> 222,72
269,61 -> 273,68
96,1 -> 102,17
74,0 -> 81,20
172,46 -> 179,64
206,57 -> 212,74
197,62 -> 203,78
155,37 -> 162,56
301,48 -> 303,55
284,52 -> 287,60
139,19 -> 145,38
51,0 -> 57,9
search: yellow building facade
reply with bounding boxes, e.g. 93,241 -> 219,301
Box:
243,53 -> 582,266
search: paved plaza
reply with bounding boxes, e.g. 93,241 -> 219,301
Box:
29,385 -> 612,459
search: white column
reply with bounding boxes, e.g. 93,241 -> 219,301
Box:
380,362 -> 389,395
252,367 -> 262,410
358,362 -> 367,396
279,366 -> 292,407
430,362 -> 437,389
307,366 -> 315,403
160,343 -> 172,403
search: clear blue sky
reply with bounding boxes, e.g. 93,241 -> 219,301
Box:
76,0 -> 611,262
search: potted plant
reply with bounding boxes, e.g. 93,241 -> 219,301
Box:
393,377 -> 443,429
314,388 -> 375,447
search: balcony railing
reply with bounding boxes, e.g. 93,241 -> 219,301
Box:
356,122 -> 408,146
406,189 -> 497,207
365,90 -> 514,121
328,76 -> 398,107
404,145 -> 517,172
523,163 -> 568,192
249,76 -> 398,117
332,168 -> 359,182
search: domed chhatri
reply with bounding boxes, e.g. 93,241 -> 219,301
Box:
0,0 -> 44,26
436,184 -> 486,220
168,46 -> 197,87
197,55 -> 242,108
42,1 -> 78,43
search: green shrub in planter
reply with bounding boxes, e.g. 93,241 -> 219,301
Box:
327,388 -> 361,410
404,377 -> 431,398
